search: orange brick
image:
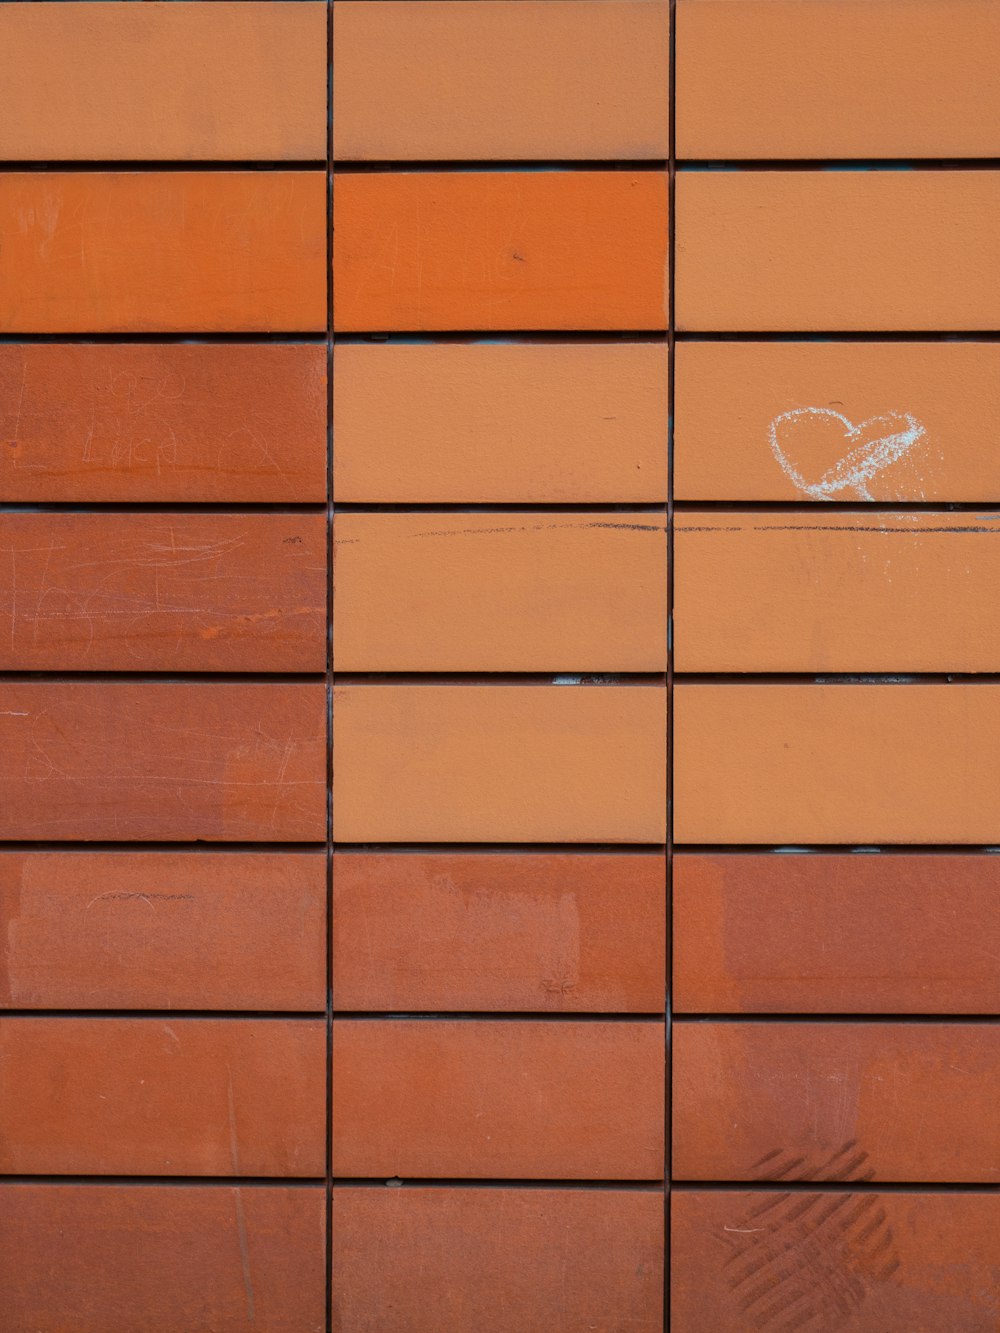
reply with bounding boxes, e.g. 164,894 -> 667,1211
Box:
0,2 -> 326,160
333,342 -> 668,503
332,685 -> 667,843
333,1187 -> 664,1333
673,1022 -> 1000,1183
675,341 -> 1000,502
675,684 -> 1000,845
0,172 -> 326,333
333,0 -> 669,160
677,0 -> 1000,159
672,1190 -> 1000,1332
0,852 -> 325,1011
332,852 -> 665,1012
0,682 -> 326,842
676,172 -> 1000,331
334,512 -> 666,671
0,1185 -> 326,1333
0,513 -> 326,672
333,171 -> 668,331
332,1020 -> 664,1178
673,853 -> 1000,1015
0,343 -> 327,503
0,1018 -> 326,1176
675,512 -> 1000,673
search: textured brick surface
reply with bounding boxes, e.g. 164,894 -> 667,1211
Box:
677,0 -> 1000,158
673,853 -> 1000,1015
672,1189 -> 1000,1332
677,172 -> 1000,331
675,684 -> 1000,845
675,341 -> 1000,503
0,171 -> 326,332
675,512 -> 1000,673
332,1020 -> 665,1179
673,1022 -> 1000,1183
0,682 -> 326,841
0,512 -> 326,672
0,852 -> 325,1011
332,852 -> 665,1013
332,684 -> 667,843
0,1184 -> 326,1333
332,1187 -> 664,1333
333,342 -> 668,503
334,511 -> 666,672
333,171 -> 668,331
0,2 -> 326,161
334,0 -> 669,160
0,1019 -> 326,1176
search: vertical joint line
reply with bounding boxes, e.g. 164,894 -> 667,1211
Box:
325,2 -> 335,1330
666,1 -> 678,1327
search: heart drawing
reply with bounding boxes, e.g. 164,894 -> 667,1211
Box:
768,407 -> 927,501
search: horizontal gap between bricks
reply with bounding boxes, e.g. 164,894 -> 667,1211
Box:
671,1013 -> 1000,1026
333,160 -> 667,174
674,501 -> 1000,515
0,332 -> 328,344
0,672 -> 665,684
0,502 -> 664,516
0,160 -> 326,173
676,330 -> 1000,342
0,841 -> 664,855
674,673 -> 1000,684
0,503 -> 327,515
0,1010 -> 664,1023
674,844 -> 1000,855
0,1176 -> 664,1192
5,331 -> 1000,345
671,1180 -> 1000,1195
0,671 -> 325,684
679,158 -> 1000,172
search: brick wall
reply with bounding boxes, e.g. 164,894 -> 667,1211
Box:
0,3 -> 997,1330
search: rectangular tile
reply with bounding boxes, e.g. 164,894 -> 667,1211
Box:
674,341 -> 1000,502
675,512 -> 1000,673
677,0 -> 1000,159
0,172 -> 326,333
334,512 -> 666,672
332,1187 -> 663,1333
0,1184 -> 326,1333
333,342 -> 668,503
672,1021 -> 1000,1183
672,1190 -> 1000,1333
332,1020 -> 664,1178
333,0 -> 669,161
333,171 -> 668,331
0,1018 -> 325,1175
0,682 -> 326,841
673,853 -> 1000,1015
0,343 -> 327,503
1,852 -> 325,1011
0,512 -> 326,672
674,684 -> 1000,845
0,2 -> 326,161
332,852 -> 665,1012
332,685 -> 667,843
676,172 -> 1000,331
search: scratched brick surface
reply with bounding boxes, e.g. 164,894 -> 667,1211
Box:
0,343 -> 327,502
0,512 -> 326,672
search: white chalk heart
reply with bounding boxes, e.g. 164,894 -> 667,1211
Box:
768,407 -> 926,500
